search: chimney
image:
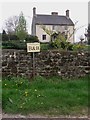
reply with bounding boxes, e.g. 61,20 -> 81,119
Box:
66,10 -> 69,18
33,7 -> 36,16
51,12 -> 58,15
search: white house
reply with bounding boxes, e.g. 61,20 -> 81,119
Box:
31,7 -> 74,43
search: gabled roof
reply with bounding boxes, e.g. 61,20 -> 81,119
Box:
34,14 -> 74,26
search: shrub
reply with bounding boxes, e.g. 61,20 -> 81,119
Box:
40,43 -> 49,50
2,40 -> 27,50
9,34 -> 19,40
25,35 -> 39,43
49,39 -> 61,49
49,40 -> 73,51
2,31 -> 19,41
67,44 -> 73,51
2,35 -> 39,50
73,44 -> 86,51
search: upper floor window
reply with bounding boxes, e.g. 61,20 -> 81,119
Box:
65,26 -> 68,30
52,25 -> 55,30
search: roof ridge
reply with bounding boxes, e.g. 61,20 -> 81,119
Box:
37,14 -> 65,17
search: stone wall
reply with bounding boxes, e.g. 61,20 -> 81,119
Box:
2,49 -> 90,78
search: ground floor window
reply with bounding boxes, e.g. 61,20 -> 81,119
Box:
42,35 -> 46,40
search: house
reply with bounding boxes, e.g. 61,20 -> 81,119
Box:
31,7 -> 74,43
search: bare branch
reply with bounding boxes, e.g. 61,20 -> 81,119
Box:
5,16 -> 19,34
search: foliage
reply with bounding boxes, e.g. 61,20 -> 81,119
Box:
2,34 -> 40,49
49,33 -> 73,50
88,24 -> 90,45
25,35 -> 39,43
41,25 -> 74,51
2,40 -> 27,50
84,45 -> 90,51
2,35 -> 40,49
40,43 -> 49,50
73,44 -> 86,51
40,22 -> 87,51
2,30 -> 19,41
2,76 -> 88,116
41,25 -> 53,36
15,12 -> 28,40
67,43 -> 73,50
4,12 -> 28,41
2,30 -> 9,41
8,34 -> 19,40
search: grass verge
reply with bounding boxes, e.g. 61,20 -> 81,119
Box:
2,76 -> 88,116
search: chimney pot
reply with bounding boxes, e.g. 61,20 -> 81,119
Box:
51,12 -> 58,15
33,7 -> 36,16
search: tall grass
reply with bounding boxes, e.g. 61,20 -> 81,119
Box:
2,76 -> 88,116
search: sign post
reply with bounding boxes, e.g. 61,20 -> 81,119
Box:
27,43 -> 40,78
32,52 -> 35,77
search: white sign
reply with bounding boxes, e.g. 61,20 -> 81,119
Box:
27,43 -> 40,52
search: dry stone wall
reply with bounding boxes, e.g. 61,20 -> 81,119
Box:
2,49 -> 90,78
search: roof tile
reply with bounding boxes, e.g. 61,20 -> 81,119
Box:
34,14 -> 74,25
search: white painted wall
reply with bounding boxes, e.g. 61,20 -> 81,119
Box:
67,26 -> 74,43
36,24 -> 74,43
36,25 -> 51,42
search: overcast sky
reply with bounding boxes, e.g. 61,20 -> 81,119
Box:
0,1 -> 88,42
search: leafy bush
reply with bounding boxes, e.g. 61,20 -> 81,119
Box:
49,33 -> 73,51
2,35 -> 39,50
9,34 -> 19,40
49,39 -> 61,49
84,45 -> 90,51
88,24 -> 90,45
2,31 -> 19,41
73,44 -> 86,51
25,35 -> 39,43
40,43 -> 49,50
49,40 -> 73,51
2,40 -> 27,50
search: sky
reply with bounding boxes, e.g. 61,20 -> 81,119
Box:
0,1 -> 89,42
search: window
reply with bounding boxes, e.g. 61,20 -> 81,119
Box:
53,25 -> 58,30
42,35 -> 46,40
52,25 -> 55,30
65,26 -> 68,30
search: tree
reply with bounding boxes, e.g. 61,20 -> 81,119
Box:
2,30 -> 9,41
5,16 -> 19,35
16,12 -> 28,40
40,22 -> 86,50
50,32 -> 73,50
41,25 -> 73,50
88,24 -> 90,45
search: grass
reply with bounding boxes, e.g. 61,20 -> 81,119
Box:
84,45 -> 90,51
2,76 -> 88,116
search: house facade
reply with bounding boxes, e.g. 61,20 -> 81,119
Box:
31,7 -> 74,43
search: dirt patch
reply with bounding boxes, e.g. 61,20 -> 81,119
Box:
2,112 -> 89,119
